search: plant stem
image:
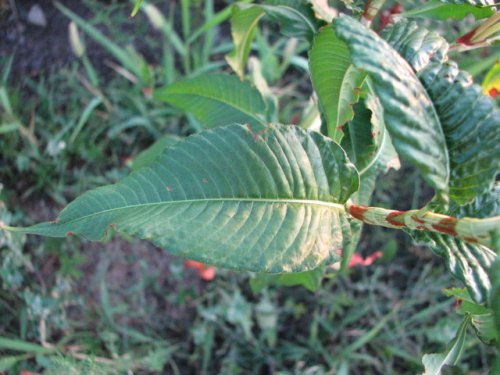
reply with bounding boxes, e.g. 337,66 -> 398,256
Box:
361,0 -> 387,27
346,202 -> 499,249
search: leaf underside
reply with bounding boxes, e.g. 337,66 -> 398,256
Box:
154,74 -> 267,129
14,124 -> 359,273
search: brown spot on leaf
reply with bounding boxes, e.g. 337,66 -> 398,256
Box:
202,178 -> 209,184
166,186 -> 173,192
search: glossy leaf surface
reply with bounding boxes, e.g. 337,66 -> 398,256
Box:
7,124 -> 359,273
418,62 -> 500,205
335,16 -> 450,200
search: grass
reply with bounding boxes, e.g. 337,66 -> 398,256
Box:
0,0 -> 497,374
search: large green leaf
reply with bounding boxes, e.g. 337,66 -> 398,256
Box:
422,315 -> 471,375
382,20 -> 500,205
334,16 -> 450,201
441,0 -> 495,5
226,5 -> 265,80
418,62 -> 500,205
402,0 -> 494,20
154,74 -> 267,128
5,124 -> 359,273
381,19 -> 449,73
309,26 -> 365,142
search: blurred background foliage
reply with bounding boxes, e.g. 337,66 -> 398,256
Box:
0,0 -> 497,373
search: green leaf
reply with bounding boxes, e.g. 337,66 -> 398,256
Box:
489,258 -> 500,341
402,0 -> 494,20
334,16 -> 450,201
0,337 -> 52,354
381,19 -> 449,73
0,355 -> 26,371
340,91 -> 400,269
383,20 -> 500,205
481,59 -> 499,97
422,315 -> 471,375
341,98 -> 384,174
470,310 -> 498,345
154,74 -> 267,129
309,25 -> 366,142
226,6 -> 265,80
260,0 -> 323,43
250,263 -> 327,292
130,0 -> 143,18
418,62 -> 500,205
131,135 -> 182,171
6,124 -> 359,273
417,232 -> 496,304
441,0 -> 496,6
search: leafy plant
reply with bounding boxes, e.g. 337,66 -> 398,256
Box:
2,0 -> 499,372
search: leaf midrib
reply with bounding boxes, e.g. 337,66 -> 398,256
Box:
44,197 -> 347,228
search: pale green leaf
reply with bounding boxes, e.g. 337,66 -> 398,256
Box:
6,124 -> 359,273
334,16 -> 450,200
402,0 -> 494,20
130,0 -> 143,18
154,74 -> 267,128
422,315 -> 471,375
226,6 -> 265,80
309,26 -> 366,142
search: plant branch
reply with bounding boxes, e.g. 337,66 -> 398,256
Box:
361,0 -> 387,27
346,202 -> 499,249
